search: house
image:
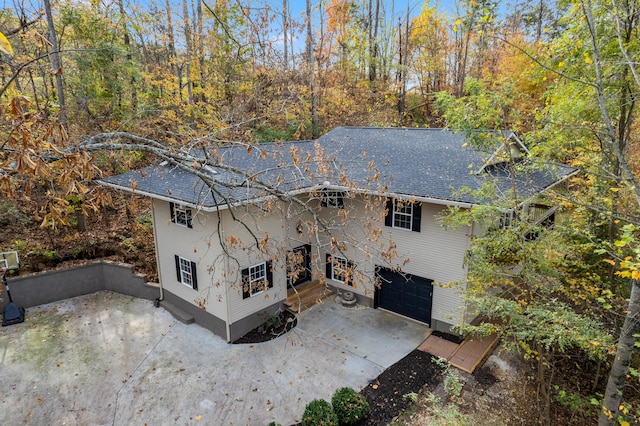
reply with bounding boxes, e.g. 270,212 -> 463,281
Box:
99,127 -> 577,342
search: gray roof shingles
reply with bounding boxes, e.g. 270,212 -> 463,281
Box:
99,127 -> 577,208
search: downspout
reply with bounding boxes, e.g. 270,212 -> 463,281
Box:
151,200 -> 164,307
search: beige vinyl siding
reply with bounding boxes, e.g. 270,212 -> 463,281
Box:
313,195 -> 470,327
382,202 -> 470,328
154,191 -> 472,329
313,195 -> 378,297
222,204 -> 289,324
153,199 -> 228,319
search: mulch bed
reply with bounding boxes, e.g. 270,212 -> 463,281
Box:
357,350 -> 444,425
232,310 -> 297,344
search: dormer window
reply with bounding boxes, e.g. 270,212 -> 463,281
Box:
170,202 -> 193,228
321,190 -> 345,209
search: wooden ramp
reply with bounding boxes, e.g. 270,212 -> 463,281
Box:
449,333 -> 500,373
284,280 -> 334,314
418,332 -> 499,373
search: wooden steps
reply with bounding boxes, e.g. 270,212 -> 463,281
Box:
285,280 -> 334,314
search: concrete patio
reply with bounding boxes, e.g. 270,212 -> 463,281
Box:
0,291 -> 429,426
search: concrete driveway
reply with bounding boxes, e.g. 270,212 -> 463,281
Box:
0,291 -> 429,426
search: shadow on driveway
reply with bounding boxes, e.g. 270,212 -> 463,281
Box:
0,291 -> 428,426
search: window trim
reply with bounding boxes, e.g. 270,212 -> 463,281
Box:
499,210 -> 516,229
321,190 -> 345,209
325,253 -> 354,286
385,198 -> 422,232
242,260 -> 273,299
392,200 -> 413,230
170,202 -> 193,228
174,255 -> 198,290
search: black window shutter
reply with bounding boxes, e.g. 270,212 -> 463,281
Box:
304,244 -> 311,269
174,255 -> 181,282
412,202 -> 422,232
190,261 -> 198,290
170,202 -> 176,224
241,267 -> 250,299
325,253 -> 333,280
266,260 -> 273,289
385,199 -> 394,227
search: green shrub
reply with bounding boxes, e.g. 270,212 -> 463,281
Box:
302,399 -> 339,426
267,422 -> 282,426
331,387 -> 370,425
0,201 -> 31,227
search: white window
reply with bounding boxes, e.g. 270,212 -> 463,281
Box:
170,202 -> 193,228
326,254 -> 353,286
321,191 -> 345,209
393,201 -> 413,230
175,255 -> 198,290
242,261 -> 273,298
499,210 -> 516,229
385,198 -> 422,232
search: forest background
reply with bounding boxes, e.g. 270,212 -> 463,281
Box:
1,0 -> 640,424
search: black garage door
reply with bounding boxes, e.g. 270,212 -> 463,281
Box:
375,267 -> 433,325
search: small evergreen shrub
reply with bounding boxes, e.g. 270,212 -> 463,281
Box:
331,387 -> 370,425
302,399 -> 339,426
267,422 -> 282,426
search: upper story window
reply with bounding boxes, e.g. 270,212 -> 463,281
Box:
170,202 -> 193,228
241,261 -> 273,299
321,190 -> 345,209
499,210 -> 516,229
385,198 -> 422,232
174,255 -> 198,290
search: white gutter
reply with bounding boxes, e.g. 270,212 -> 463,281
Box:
321,184 -> 475,209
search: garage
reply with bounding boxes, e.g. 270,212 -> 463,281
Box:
374,267 -> 433,326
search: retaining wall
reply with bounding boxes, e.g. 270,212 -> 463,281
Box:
0,261 -> 159,313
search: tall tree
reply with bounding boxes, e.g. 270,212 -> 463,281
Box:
306,0 -> 318,137
282,0 -> 289,70
42,0 -> 68,129
182,0 -> 194,105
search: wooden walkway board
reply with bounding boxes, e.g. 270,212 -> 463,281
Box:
448,333 -> 500,373
417,332 -> 499,373
284,280 -> 334,314
417,334 -> 459,360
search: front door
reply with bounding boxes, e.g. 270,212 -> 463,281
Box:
287,244 -> 311,287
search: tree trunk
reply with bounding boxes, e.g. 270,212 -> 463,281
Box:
42,0 -> 68,130
117,0 -> 137,111
599,280 -> 640,425
369,0 -> 380,82
194,0 -> 206,103
306,0 -> 318,138
282,0 -> 288,70
182,0 -> 194,105
165,0 -> 181,101
398,5 -> 409,118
